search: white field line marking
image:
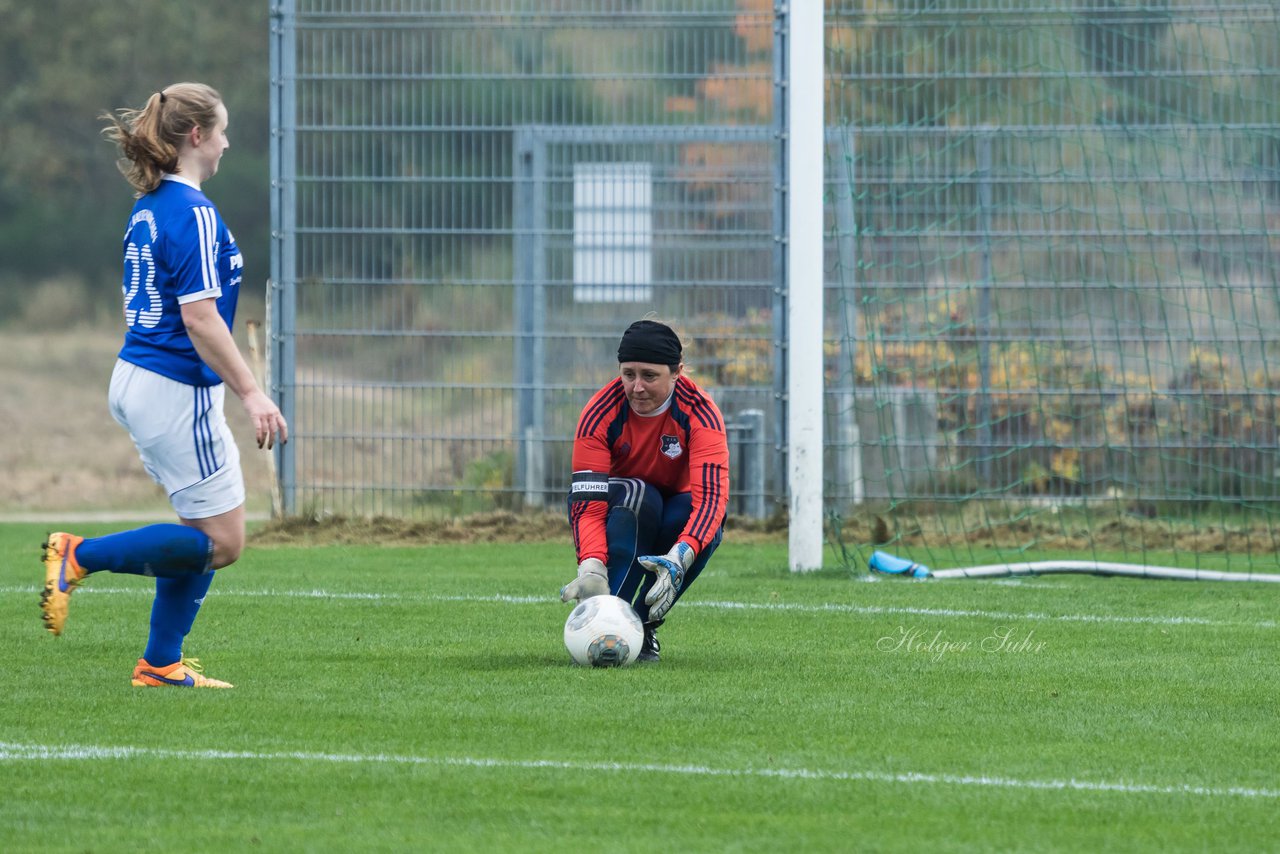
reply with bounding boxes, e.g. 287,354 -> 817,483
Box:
0,585 -> 391,601
0,741 -> 1273,800
1,586 -> 1274,628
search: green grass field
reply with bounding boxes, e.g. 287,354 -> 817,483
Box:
2,522 -> 1277,852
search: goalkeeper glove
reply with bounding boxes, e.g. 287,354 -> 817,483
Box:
560,557 -> 609,603
638,541 -> 694,622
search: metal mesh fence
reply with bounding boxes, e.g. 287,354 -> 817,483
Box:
269,0 -> 780,518
824,1 -> 1280,502
822,1 -> 1280,573
271,1 -> 1280,546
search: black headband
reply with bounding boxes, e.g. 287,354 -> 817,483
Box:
617,320 -> 682,365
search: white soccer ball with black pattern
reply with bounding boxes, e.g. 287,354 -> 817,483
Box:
563,594 -> 644,667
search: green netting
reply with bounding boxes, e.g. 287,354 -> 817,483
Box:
825,0 -> 1280,574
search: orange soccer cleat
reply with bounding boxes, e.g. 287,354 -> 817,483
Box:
131,657 -> 234,689
40,532 -> 87,636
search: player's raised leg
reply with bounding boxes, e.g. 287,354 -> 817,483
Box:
40,525 -> 214,636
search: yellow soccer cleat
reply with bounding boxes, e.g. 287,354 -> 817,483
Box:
131,657 -> 234,689
40,532 -> 87,636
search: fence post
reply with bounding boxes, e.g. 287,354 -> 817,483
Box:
734,409 -> 768,519
513,130 -> 548,507
269,0 -> 297,516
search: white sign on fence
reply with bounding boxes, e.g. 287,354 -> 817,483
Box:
573,162 -> 652,303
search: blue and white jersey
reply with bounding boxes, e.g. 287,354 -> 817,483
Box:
117,175 -> 242,387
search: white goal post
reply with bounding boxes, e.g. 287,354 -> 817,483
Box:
787,2 -> 825,572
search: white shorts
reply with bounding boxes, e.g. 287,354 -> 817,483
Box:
108,359 -> 245,520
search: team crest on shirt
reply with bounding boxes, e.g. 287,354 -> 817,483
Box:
660,434 -> 683,459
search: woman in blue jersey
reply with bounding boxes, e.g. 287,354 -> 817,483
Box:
38,82 -> 287,688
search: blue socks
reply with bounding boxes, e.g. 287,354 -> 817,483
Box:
75,524 -> 213,578
143,571 -> 216,667
72,524 -> 217,668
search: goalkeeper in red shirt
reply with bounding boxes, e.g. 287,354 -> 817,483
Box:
560,320 -> 729,662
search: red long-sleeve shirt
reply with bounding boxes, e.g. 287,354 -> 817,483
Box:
570,375 -> 730,564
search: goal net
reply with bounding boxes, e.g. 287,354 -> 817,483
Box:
824,1 -> 1280,577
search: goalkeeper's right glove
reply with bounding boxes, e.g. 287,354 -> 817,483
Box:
560,558 -> 609,603
637,541 -> 694,622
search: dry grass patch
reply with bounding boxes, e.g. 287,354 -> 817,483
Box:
0,326 -> 274,515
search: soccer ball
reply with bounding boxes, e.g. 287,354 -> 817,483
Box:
563,595 -> 644,667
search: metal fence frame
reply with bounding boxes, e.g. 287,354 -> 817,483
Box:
511,123 -> 782,509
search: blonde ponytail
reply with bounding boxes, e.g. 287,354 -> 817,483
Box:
101,83 -> 223,196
